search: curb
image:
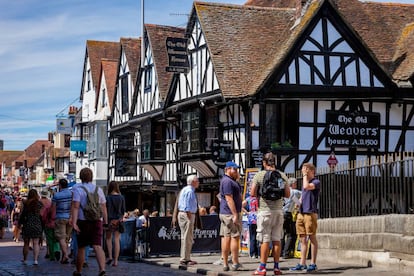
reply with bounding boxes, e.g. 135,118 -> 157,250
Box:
142,258 -> 233,276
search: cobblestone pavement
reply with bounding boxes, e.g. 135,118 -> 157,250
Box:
1,230 -> 411,276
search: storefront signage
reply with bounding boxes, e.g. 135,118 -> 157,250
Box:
70,140 -> 87,152
212,140 -> 234,168
325,111 -> 380,148
149,216 -> 220,255
115,149 -> 137,177
165,37 -> 189,73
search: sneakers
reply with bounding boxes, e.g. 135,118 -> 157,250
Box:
213,258 -> 223,265
273,268 -> 282,275
231,263 -> 243,271
290,263 -> 307,271
253,268 -> 266,275
307,264 -> 318,272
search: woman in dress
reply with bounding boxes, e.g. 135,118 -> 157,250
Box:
18,189 -> 43,265
0,193 -> 8,239
105,181 -> 126,267
11,200 -> 23,242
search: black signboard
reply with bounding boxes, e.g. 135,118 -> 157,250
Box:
149,216 -> 220,255
115,149 -> 137,176
166,37 -> 189,73
212,140 -> 234,168
325,111 -> 380,148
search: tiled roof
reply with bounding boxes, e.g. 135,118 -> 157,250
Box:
194,2 -> 296,98
96,59 -> 119,111
81,40 -> 120,99
120,38 -> 141,87
245,0 -> 296,8
333,0 -> 414,82
244,0 -> 414,84
0,151 -> 24,166
14,140 -> 52,168
145,24 -> 186,100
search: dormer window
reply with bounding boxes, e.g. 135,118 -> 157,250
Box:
121,75 -> 129,114
144,65 -> 152,93
87,69 -> 91,91
101,88 -> 106,108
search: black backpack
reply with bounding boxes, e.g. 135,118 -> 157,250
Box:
260,170 -> 284,201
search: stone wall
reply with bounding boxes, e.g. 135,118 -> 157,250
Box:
318,215 -> 414,274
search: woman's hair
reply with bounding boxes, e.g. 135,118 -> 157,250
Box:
25,189 -> 40,213
107,181 -> 120,194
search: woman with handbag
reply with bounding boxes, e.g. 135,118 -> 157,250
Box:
105,181 -> 126,267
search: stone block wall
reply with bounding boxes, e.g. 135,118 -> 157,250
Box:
317,215 -> 414,273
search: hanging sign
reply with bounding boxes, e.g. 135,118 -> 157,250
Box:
165,37 -> 189,73
115,149 -> 137,177
325,111 -> 380,148
70,140 -> 87,152
56,118 -> 72,134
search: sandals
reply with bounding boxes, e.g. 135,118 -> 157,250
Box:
98,271 -> 106,276
61,257 -> 69,264
105,259 -> 113,265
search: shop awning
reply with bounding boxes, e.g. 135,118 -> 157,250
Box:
184,160 -> 217,178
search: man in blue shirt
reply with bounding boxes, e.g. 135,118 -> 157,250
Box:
291,163 -> 321,272
52,179 -> 73,264
177,175 -> 199,266
219,161 -> 242,271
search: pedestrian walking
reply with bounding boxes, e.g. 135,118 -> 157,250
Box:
71,167 -> 108,276
105,181 -> 126,267
175,175 -> 199,266
291,163 -> 321,272
251,152 -> 290,275
219,161 -> 243,271
0,193 -> 8,239
51,178 -> 73,264
281,177 -> 301,258
242,188 -> 259,259
11,200 -> 23,242
40,190 -> 60,261
18,189 -> 43,265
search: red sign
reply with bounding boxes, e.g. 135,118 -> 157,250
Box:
327,153 -> 338,168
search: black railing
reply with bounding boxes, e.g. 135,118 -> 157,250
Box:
293,152 -> 414,218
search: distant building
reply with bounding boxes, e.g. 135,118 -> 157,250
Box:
0,140 -> 3,150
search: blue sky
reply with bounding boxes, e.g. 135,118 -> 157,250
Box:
0,0 -> 412,150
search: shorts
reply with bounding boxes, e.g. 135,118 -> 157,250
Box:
219,214 -> 242,238
54,219 -> 73,241
296,213 -> 318,236
76,220 -> 103,248
256,211 -> 284,243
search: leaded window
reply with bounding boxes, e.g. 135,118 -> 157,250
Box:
182,109 -> 200,153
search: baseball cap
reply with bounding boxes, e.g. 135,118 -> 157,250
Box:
225,161 -> 240,169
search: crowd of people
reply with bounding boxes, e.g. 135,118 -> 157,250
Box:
174,152 -> 321,275
1,151 -> 321,276
0,168 -> 126,276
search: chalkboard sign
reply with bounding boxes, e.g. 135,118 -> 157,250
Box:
243,168 -> 259,199
325,111 -> 380,148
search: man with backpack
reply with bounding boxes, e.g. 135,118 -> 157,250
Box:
251,152 -> 290,275
71,168 -> 108,276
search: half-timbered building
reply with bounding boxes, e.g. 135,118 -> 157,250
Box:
128,25 -> 185,213
158,0 -> 414,209
108,38 -> 141,201
76,40 -> 119,187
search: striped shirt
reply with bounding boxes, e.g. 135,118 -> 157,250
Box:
52,188 -> 72,220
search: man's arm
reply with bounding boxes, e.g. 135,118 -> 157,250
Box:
302,175 -> 315,191
224,194 -> 239,224
72,201 -> 80,233
101,203 -> 108,225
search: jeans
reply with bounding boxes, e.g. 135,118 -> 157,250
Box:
249,224 -> 259,257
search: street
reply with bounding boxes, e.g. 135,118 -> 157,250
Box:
1,229 -> 411,276
0,231 -> 192,276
